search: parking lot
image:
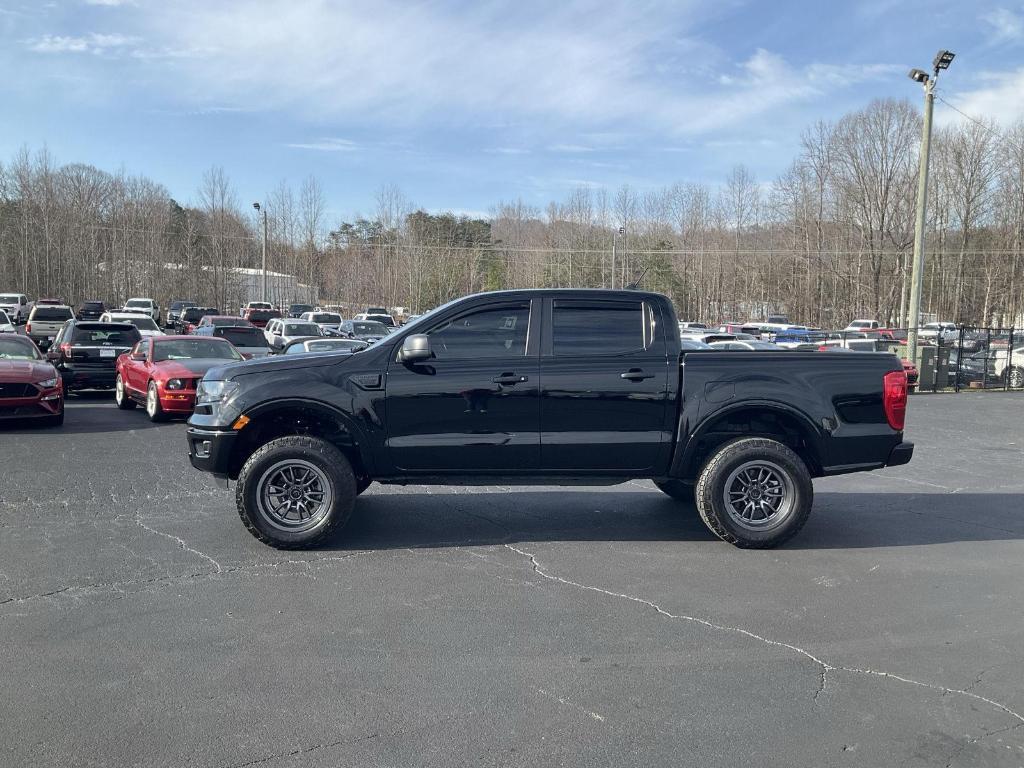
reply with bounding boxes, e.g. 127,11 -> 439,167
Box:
1,393 -> 1022,767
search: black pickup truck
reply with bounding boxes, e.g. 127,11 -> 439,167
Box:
186,289 -> 912,549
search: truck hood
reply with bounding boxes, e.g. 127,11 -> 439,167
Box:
0,360 -> 57,383
203,349 -> 369,382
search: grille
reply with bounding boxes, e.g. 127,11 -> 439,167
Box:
0,383 -> 36,398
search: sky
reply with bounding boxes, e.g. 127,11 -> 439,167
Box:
2,0 -> 1024,222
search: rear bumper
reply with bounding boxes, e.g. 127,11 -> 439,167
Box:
186,425 -> 237,478
886,441 -> 914,467
61,367 -> 116,390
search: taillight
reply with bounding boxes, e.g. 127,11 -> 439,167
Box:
60,342 -> 73,359
883,370 -> 907,431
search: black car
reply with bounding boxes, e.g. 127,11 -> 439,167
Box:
177,307 -> 220,333
280,337 -> 370,355
287,303 -> 315,318
75,300 -> 106,321
166,300 -> 197,329
187,288 -> 912,551
46,321 -> 141,391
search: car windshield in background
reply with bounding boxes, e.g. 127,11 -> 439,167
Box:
248,310 -> 280,322
0,294 -> 20,302
284,323 -> 321,336
152,339 -> 242,362
0,310 -> 9,323
312,313 -> 342,324
216,328 -> 268,347
0,336 -> 40,359
353,321 -> 387,335
211,317 -> 249,327
32,307 -> 73,321
306,339 -> 365,352
289,305 -> 314,314
125,317 -> 159,331
125,300 -> 150,308
70,325 -> 140,346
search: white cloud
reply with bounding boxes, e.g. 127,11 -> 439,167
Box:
547,144 -> 594,153
285,138 -> 358,152
981,7 -> 1024,43
484,147 -> 530,155
84,0 -> 137,5
942,68 -> 1024,127
25,32 -> 138,53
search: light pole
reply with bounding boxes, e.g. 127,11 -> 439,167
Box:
253,202 -> 268,303
906,49 -> 955,367
610,226 -> 624,289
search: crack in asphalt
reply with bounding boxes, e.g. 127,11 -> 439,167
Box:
134,512 -> 224,573
504,543 -> 1024,729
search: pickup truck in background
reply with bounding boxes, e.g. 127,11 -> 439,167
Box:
186,289 -> 912,550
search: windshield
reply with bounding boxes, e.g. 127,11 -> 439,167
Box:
152,339 -> 242,362
0,294 -> 21,302
170,301 -> 196,310
211,317 -> 249,327
70,325 -> 141,346
123,316 -> 158,331
352,321 -> 386,335
31,307 -> 74,321
284,323 -> 321,336
312,313 -> 342,324
125,299 -> 151,308
0,336 -> 40,359
216,327 -> 269,347
0,310 -> 9,324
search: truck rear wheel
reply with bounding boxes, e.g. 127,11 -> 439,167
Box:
653,478 -> 694,504
695,437 -> 812,548
236,435 -> 357,549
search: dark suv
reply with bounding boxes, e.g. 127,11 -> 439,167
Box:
75,300 -> 106,321
47,321 -> 142,391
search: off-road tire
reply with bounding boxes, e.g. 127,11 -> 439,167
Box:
114,374 -> 135,409
695,437 -> 813,549
654,478 -> 695,504
236,435 -> 357,549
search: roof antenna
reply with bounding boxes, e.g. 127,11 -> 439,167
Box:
626,267 -> 648,290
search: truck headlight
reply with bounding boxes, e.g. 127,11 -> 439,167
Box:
196,379 -> 238,404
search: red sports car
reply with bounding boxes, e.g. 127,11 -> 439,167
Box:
0,334 -> 64,426
114,335 -> 243,421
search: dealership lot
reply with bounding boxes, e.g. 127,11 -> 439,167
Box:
1,394 -> 1023,767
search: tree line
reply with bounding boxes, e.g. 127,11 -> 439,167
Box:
1,97 -> 1022,328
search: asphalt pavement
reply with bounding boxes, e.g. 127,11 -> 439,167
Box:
1,393 -> 1023,767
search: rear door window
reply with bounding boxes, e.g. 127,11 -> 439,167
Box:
551,300 -> 644,356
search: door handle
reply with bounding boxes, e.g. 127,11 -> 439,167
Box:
492,373 -> 528,385
620,369 -> 655,381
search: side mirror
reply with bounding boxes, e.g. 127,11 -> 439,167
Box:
130,352 -> 145,362
398,334 -> 431,363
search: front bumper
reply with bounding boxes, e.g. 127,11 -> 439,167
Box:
886,441 -> 914,467
159,391 -> 197,413
186,425 -> 238,477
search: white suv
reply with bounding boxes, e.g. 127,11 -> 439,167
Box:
0,293 -> 32,323
122,297 -> 159,321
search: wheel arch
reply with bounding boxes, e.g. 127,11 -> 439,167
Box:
227,398 -> 373,481
674,401 -> 826,482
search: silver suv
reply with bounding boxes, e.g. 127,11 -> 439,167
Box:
26,305 -> 74,348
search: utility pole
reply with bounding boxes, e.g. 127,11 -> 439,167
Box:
610,226 -> 624,289
906,49 -> 955,367
253,202 -> 268,303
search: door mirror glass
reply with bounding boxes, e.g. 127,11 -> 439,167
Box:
399,334 -> 431,363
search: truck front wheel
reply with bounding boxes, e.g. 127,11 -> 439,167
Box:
694,437 -> 812,548
236,435 -> 357,549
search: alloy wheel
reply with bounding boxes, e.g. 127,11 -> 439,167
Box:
722,460 -> 795,532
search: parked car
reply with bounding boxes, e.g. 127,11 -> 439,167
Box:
122,297 -> 159,321
193,325 -> 273,359
99,312 -> 165,338
75,300 -> 106,321
679,339 -> 713,351
338,319 -> 389,343
678,321 -> 708,330
25,304 -> 75,349
35,298 -> 66,306
165,300 -> 197,329
364,306 -> 388,315
264,318 -> 324,351
186,288 -> 912,550
194,315 -> 254,332
176,307 -> 220,334
773,329 -> 828,348
0,310 -> 14,334
241,301 -> 274,317
353,312 -> 396,327
715,322 -> 762,338
281,337 -> 370,355
47,321 -> 142,392
844,319 -> 880,332
0,293 -> 32,324
401,314 -> 421,326
243,308 -> 282,329
950,349 -> 1005,388
299,311 -> 345,336
0,334 -> 64,426
918,322 -> 959,344
679,331 -> 739,345
287,303 -> 316,318
709,340 -> 781,351
115,336 -> 244,421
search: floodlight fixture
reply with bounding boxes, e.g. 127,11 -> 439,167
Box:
933,50 -> 955,73
908,68 -> 929,84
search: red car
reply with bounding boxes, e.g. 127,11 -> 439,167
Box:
902,359 -> 919,389
0,334 -> 64,426
243,308 -> 282,329
114,335 -> 243,421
